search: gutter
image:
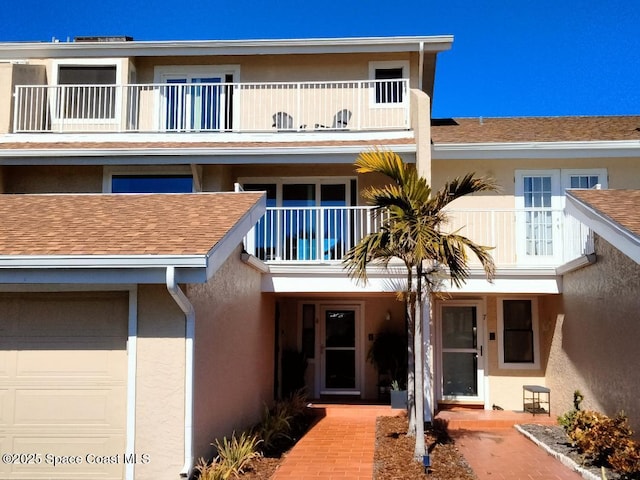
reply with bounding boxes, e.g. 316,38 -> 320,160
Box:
166,266 -> 195,478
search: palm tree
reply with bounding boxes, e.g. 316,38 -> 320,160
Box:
343,149 -> 497,461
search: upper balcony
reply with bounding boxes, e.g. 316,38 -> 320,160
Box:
12,79 -> 410,135
246,206 -> 594,271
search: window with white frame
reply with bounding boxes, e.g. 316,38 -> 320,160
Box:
369,61 -> 409,105
498,298 -> 540,369
52,59 -> 122,121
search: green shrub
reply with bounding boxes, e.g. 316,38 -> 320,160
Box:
212,431 -> 262,479
558,390 -> 584,432
254,403 -> 292,453
194,457 -> 225,480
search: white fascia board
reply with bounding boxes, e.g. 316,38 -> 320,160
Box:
0,144 -> 416,165
433,140 -> 640,160
566,192 -> 640,264
0,267 -> 206,285
204,193 -> 267,279
0,254 -> 207,268
0,36 -> 453,60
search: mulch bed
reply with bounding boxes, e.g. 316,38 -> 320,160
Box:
374,415 -> 476,480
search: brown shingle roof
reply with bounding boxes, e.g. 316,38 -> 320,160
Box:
569,189 -> 640,238
0,193 -> 263,256
431,116 -> 640,143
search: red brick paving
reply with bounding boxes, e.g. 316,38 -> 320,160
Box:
271,404 -> 584,480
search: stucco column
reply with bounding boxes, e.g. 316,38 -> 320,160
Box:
410,89 -> 432,183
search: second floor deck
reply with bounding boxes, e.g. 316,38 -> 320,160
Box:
246,206 -> 593,271
12,79 -> 410,135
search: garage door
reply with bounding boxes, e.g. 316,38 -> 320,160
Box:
0,292 -> 128,480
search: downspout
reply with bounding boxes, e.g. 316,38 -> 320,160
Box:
166,266 -> 195,478
418,41 -> 424,91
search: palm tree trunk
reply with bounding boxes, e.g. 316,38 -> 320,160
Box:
413,266 -> 426,460
406,270 -> 416,436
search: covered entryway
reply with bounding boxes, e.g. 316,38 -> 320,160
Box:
0,292 -> 128,480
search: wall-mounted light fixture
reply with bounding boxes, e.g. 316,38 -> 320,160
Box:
385,310 -> 392,322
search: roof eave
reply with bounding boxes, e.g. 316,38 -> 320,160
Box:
0,35 -> 454,60
432,140 -> 640,159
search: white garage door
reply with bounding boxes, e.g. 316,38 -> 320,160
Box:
0,292 -> 128,480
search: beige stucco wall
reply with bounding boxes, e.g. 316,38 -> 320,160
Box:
276,293 -> 405,400
431,156 -> 640,210
547,235 -> 640,431
479,295 -> 559,411
187,245 -> 275,462
135,285 -> 186,480
2,165 -> 103,193
134,52 -> 419,86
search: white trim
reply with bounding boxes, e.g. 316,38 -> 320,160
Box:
125,285 -> 138,480
497,297 -> 541,370
556,253 -> 597,275
514,170 -> 563,264
561,168 -> 608,191
240,252 -> 270,273
318,300 -> 365,396
368,60 -> 410,108
102,165 -> 194,193
433,140 -> 640,160
0,254 -> 207,268
153,64 -> 240,84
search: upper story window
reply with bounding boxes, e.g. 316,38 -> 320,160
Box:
104,167 -> 194,193
52,59 -> 123,121
369,61 -> 409,105
111,175 -> 193,193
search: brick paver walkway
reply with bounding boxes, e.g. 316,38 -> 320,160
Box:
452,428 -> 584,480
271,404 -> 585,480
271,404 -> 395,480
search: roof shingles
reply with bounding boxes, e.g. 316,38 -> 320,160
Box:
431,116 -> 640,143
570,189 -> 640,238
0,193 -> 263,256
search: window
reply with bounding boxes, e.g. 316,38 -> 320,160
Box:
111,175 -> 193,193
498,298 -> 540,369
154,65 -> 239,131
241,178 -> 356,261
562,169 -> 608,192
53,60 -> 121,120
104,168 -> 195,193
369,61 -> 409,105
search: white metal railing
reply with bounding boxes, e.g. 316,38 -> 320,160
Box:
246,206 -> 593,266
12,79 -> 410,133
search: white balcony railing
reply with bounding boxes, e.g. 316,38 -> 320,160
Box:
246,206 -> 594,268
12,79 -> 410,134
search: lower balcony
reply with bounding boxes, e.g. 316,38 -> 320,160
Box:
245,206 -> 593,270
12,79 -> 410,134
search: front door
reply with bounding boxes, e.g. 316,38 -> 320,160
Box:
319,305 -> 361,395
438,301 -> 485,403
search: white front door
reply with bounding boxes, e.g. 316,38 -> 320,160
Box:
437,301 -> 485,403
319,305 -> 361,395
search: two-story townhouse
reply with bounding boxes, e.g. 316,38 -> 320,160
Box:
430,116 -> 640,429
0,35 -> 452,480
0,35 -> 639,480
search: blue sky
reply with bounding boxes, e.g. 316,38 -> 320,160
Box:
3,0 -> 639,118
